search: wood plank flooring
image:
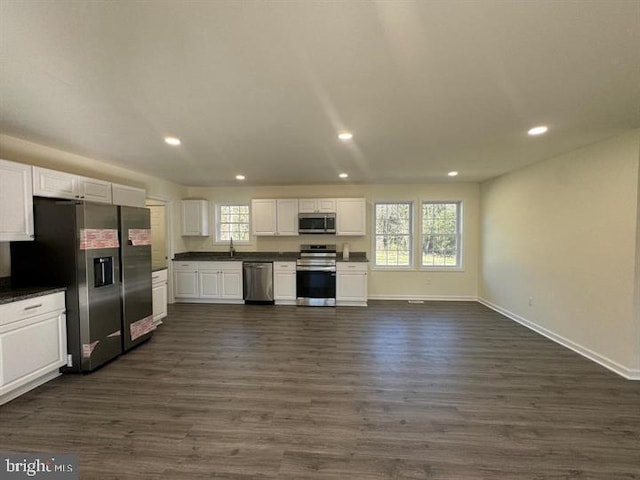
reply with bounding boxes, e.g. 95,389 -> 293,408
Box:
1,301 -> 639,479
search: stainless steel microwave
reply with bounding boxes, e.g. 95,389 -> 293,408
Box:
298,213 -> 336,234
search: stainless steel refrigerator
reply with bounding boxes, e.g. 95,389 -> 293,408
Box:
10,198 -> 154,372
118,206 -> 154,351
11,197 -> 124,372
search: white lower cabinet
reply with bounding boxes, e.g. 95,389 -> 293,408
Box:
174,261 -> 243,303
336,262 -> 368,306
173,262 -> 199,298
152,269 -> 168,323
273,261 -> 296,305
0,292 -> 67,405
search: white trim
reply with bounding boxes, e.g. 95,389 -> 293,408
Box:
214,202 -> 251,244
419,200 -> 463,270
368,294 -> 476,302
478,297 -> 640,381
372,200 -> 415,269
146,194 -> 175,304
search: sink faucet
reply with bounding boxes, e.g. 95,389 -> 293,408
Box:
229,237 -> 236,257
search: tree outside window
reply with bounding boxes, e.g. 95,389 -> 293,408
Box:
216,204 -> 250,243
374,202 -> 413,267
421,202 -> 461,267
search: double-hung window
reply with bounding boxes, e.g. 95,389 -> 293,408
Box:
421,201 -> 461,268
374,202 -> 413,268
215,204 -> 250,243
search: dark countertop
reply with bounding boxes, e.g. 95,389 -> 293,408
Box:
173,251 -> 369,263
152,265 -> 169,272
174,251 -> 299,262
0,286 -> 67,305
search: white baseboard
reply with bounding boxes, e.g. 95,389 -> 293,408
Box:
478,297 -> 640,381
368,294 -> 476,302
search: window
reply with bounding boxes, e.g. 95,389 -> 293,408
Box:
215,204 -> 250,243
421,202 -> 461,268
374,202 -> 413,267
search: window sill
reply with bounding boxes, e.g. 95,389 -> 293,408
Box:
419,267 -> 465,272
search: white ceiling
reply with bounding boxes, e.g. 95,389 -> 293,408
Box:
1,1 -> 638,186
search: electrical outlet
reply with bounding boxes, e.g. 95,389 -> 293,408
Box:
528,297 -> 534,307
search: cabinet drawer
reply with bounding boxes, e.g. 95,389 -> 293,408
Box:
336,262 -> 368,273
0,292 -> 65,327
173,261 -> 198,271
274,261 -> 296,271
152,269 -> 168,285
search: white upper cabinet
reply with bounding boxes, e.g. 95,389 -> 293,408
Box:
182,199 -> 210,236
33,167 -> 77,200
0,159 -> 34,241
251,199 -> 278,235
79,176 -> 112,203
276,199 -> 299,236
298,198 -> 336,213
111,183 -> 146,207
251,199 -> 298,236
336,198 -> 366,236
33,166 -> 113,204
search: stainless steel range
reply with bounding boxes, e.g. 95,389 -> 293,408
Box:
296,244 -> 337,306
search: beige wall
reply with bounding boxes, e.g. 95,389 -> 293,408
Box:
480,130 -> 640,377
186,183 -> 480,299
0,134 -> 188,276
0,243 -> 10,277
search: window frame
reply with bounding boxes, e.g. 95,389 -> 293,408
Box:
214,203 -> 252,245
419,200 -> 463,271
372,200 -> 414,270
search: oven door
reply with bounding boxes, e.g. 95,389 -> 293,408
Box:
296,268 -> 336,306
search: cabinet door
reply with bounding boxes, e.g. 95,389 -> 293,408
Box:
274,262 -> 296,300
79,176 -> 112,204
199,271 -> 221,298
251,199 -> 277,235
112,183 -> 146,207
32,166 -> 78,200
0,311 -> 66,392
152,283 -> 168,322
182,200 -> 209,236
317,198 -> 336,213
174,270 -> 199,298
276,199 -> 299,236
336,198 -> 366,236
274,272 -> 296,300
298,199 -> 317,213
221,270 -> 243,299
337,272 -> 368,302
0,159 -> 33,241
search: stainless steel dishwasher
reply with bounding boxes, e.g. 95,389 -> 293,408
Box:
243,262 -> 274,303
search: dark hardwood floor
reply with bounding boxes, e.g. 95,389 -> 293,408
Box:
1,301 -> 639,479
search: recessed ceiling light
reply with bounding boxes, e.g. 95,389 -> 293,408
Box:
527,126 -> 548,136
448,171 -> 458,177
235,174 -> 245,181
339,173 -> 349,179
164,136 -> 181,146
338,132 -> 353,141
